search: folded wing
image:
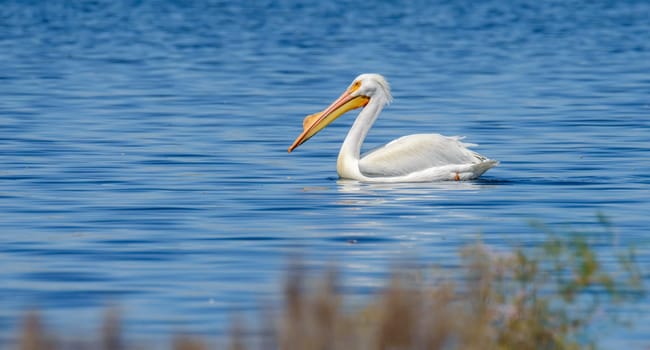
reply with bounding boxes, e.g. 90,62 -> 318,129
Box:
359,133 -> 489,177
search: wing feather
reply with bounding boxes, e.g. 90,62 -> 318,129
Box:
359,134 -> 488,177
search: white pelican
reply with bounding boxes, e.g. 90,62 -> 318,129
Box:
288,74 -> 498,182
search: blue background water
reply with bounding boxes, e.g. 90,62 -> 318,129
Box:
1,0 -> 649,346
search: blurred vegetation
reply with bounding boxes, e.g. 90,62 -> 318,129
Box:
15,217 -> 646,350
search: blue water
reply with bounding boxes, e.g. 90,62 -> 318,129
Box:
1,0 -> 649,346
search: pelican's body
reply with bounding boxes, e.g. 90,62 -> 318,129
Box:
289,74 -> 498,182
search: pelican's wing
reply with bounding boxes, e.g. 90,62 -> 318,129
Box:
359,133 -> 489,177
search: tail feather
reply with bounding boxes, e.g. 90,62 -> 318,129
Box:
471,159 -> 499,177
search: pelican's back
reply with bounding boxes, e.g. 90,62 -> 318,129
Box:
359,133 -> 492,178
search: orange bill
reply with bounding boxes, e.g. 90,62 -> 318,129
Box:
288,85 -> 369,153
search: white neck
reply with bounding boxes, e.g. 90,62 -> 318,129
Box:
336,93 -> 388,179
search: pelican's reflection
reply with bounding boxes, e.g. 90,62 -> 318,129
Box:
340,179 -> 491,193
335,179 -> 497,208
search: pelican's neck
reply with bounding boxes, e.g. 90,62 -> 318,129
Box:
337,93 -> 388,178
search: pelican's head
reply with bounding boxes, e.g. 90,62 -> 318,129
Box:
288,73 -> 392,153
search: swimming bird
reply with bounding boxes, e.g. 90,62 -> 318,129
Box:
288,74 -> 498,182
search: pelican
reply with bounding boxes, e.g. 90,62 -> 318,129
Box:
288,74 -> 498,182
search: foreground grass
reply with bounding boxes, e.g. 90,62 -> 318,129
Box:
16,219 -> 646,350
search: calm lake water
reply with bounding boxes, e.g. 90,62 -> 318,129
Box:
1,0 -> 649,347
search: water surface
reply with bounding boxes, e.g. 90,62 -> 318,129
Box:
1,0 -> 649,346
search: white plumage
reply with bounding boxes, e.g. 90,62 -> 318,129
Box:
289,74 -> 498,182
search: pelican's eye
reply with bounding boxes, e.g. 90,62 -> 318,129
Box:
350,81 -> 361,92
